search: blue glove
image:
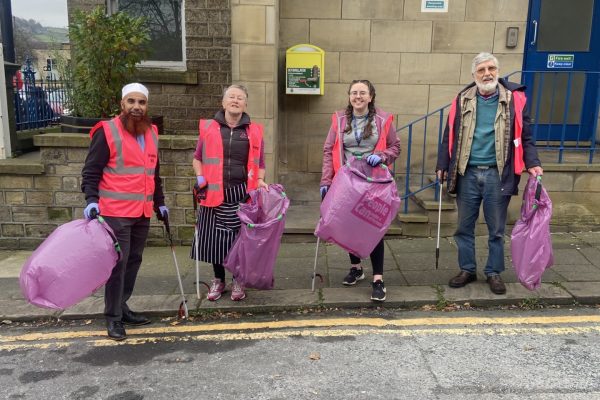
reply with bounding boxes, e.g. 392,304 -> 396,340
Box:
159,206 -> 169,218
196,175 -> 207,188
366,154 -> 383,166
156,205 -> 169,221
320,185 -> 329,201
84,202 -> 99,219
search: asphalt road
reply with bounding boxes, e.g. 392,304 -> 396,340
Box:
1,307 -> 600,400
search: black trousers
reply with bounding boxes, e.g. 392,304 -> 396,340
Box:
349,239 -> 385,276
102,216 -> 150,322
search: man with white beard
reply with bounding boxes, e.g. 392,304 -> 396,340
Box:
435,53 -> 544,295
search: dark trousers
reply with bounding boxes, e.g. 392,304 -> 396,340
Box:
103,216 -> 150,322
349,239 -> 385,276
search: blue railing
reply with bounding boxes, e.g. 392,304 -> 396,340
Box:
13,58 -> 71,131
394,70 -> 600,214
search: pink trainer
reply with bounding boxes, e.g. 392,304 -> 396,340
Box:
207,278 -> 226,301
231,279 -> 246,301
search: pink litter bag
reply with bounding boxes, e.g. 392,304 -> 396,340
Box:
511,175 -> 554,290
315,157 -> 401,258
20,218 -> 120,309
224,184 -> 290,289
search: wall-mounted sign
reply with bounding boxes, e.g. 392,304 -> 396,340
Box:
286,44 -> 325,95
421,0 -> 448,12
547,54 -> 574,69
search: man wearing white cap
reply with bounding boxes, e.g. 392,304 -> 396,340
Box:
81,83 -> 168,340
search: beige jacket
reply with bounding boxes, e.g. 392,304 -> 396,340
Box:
455,85 -> 512,177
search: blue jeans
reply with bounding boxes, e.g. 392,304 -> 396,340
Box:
454,166 -> 511,276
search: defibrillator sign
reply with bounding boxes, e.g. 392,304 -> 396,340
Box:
286,44 -> 325,95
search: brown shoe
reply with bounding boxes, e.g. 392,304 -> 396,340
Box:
448,271 -> 477,288
486,275 -> 506,295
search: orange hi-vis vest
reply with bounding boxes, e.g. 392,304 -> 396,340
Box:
90,118 -> 159,218
198,119 -> 263,207
447,90 -> 527,175
331,109 -> 393,175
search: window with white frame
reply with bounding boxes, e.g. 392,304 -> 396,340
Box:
107,0 -> 186,69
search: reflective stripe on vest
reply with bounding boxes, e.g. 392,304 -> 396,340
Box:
98,190 -> 154,201
198,119 -> 263,207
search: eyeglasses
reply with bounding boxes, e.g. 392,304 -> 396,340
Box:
475,65 -> 498,75
349,91 -> 369,97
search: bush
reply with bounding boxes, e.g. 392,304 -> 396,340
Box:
69,6 -> 150,118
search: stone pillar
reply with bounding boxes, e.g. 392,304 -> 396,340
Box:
231,0 -> 278,183
3,61 -> 20,158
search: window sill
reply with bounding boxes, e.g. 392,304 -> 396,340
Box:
134,69 -> 198,85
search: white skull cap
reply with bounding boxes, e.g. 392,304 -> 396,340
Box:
122,83 -> 149,99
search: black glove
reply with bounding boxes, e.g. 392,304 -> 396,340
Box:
193,183 -> 207,202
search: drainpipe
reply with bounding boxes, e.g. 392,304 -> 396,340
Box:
0,0 -> 19,157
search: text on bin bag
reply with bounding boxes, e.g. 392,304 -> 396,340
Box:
351,192 -> 392,228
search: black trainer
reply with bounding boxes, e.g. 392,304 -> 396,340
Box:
371,280 -> 386,302
342,267 -> 365,285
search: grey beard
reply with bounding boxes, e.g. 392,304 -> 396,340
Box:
476,79 -> 498,94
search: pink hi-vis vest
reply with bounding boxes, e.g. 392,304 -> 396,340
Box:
198,119 -> 263,207
90,118 -> 159,218
331,110 -> 393,175
447,90 -> 526,175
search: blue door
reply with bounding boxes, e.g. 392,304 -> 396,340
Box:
523,0 -> 600,142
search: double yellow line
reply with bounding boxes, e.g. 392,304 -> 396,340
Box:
2,315 -> 600,350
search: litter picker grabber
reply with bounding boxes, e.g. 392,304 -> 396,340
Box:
192,188 -> 201,300
311,237 -> 320,292
161,214 -> 189,319
435,176 -> 443,270
192,185 -> 210,299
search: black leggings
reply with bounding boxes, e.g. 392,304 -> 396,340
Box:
349,239 -> 384,276
213,263 -> 226,282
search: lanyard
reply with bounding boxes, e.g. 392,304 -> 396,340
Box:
352,114 -> 367,145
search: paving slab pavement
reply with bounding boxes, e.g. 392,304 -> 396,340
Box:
2,232 -> 600,321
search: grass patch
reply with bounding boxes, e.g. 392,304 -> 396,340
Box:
519,297 -> 544,309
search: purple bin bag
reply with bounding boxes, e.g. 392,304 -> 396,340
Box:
511,175 -> 554,291
315,157 -> 401,259
20,218 -> 120,309
224,184 -> 290,289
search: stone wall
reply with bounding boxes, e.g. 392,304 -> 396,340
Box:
277,0 -> 528,202
0,133 -> 197,250
67,0 -> 232,134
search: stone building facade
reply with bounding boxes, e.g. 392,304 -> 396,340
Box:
2,0 -> 599,249
277,0 -> 528,201
67,0 -> 233,134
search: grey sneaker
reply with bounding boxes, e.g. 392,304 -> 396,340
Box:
371,280 -> 386,302
343,267 -> 365,286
